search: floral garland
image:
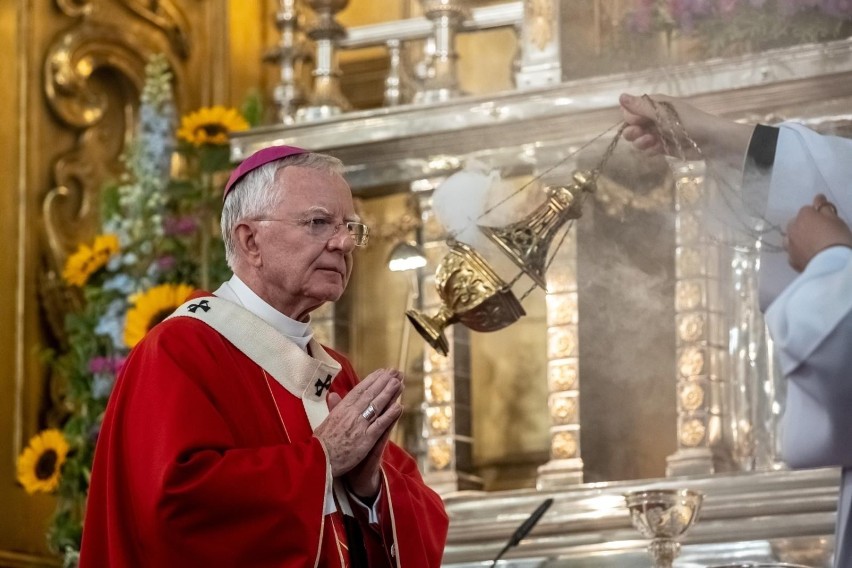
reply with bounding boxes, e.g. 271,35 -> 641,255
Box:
16,54 -> 251,565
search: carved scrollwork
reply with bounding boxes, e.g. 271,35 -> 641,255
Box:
45,23 -> 148,128
120,0 -> 191,58
56,0 -> 94,18
42,1 -> 192,346
43,24 -> 150,286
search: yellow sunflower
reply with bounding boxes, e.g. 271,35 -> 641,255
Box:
124,283 -> 195,348
62,233 -> 120,287
16,429 -> 70,495
176,106 -> 249,146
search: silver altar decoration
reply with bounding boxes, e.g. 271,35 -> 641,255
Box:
515,0 -> 562,88
233,37 -> 852,565
667,162 -> 787,476
709,562 -> 808,568
726,242 -> 786,472
264,0 -> 310,124
413,0 -> 471,104
297,0 -> 350,121
667,161 -> 721,477
383,38 -> 404,107
625,488 -> 704,568
537,163 -> 584,489
272,2 -> 523,114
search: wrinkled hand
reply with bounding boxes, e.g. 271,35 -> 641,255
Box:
785,194 -> 852,272
314,368 -> 403,493
619,92 -> 753,163
344,420 -> 396,499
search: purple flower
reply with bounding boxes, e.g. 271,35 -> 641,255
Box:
719,0 -> 741,15
163,215 -> 199,236
778,0 -> 819,14
667,0 -> 716,30
628,0 -> 655,32
819,0 -> 852,16
88,356 -> 112,375
156,255 -> 177,271
749,0 -> 768,7
88,423 -> 101,445
87,355 -> 127,375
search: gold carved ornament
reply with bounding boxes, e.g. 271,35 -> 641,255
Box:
42,1 -> 191,342
677,314 -> 705,343
426,406 -> 453,436
549,361 -> 578,391
427,439 -> 453,470
678,347 -> 705,378
424,373 -> 452,404
680,419 -> 706,447
549,395 -> 578,425
405,241 -> 525,356
526,0 -> 554,51
551,431 -> 578,459
675,280 -> 703,311
679,383 -> 705,412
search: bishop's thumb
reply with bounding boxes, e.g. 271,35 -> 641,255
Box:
327,392 -> 342,410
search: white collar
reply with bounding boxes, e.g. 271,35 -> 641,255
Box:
214,274 -> 313,352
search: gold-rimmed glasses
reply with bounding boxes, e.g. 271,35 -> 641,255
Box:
255,217 -> 370,247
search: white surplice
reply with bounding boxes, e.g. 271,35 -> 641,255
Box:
759,123 -> 852,568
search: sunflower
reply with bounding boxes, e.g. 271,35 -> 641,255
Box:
16,429 -> 70,495
176,106 -> 249,146
62,233 -> 120,287
124,283 -> 195,348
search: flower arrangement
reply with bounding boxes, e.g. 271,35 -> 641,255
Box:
17,430 -> 70,496
17,54 -> 254,565
626,0 -> 852,57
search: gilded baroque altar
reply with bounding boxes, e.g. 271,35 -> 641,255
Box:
232,5 -> 852,560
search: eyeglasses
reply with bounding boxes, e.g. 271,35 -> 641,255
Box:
255,217 -> 370,247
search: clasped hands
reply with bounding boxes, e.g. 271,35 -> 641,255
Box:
785,194 -> 852,272
314,368 -> 404,499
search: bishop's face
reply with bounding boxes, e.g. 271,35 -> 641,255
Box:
253,165 -> 357,321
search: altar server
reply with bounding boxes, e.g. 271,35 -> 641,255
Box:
620,92 -> 852,568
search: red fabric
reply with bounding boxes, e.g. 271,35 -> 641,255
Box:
79,307 -> 448,567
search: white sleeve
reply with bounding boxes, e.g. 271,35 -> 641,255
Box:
765,246 -> 852,468
758,123 -> 852,310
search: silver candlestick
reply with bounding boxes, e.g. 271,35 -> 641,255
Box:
413,0 -> 470,104
297,0 -> 350,121
264,0 -> 310,124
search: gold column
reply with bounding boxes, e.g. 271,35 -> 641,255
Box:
537,220 -> 583,488
0,1 -> 61,563
666,162 -> 721,476
0,0 -> 258,562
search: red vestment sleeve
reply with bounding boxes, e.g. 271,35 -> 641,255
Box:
328,353 -> 450,568
80,318 -> 333,568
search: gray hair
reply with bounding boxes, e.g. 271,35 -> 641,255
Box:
221,152 -> 345,269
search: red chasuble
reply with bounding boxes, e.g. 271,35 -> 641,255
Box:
79,297 -> 448,567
